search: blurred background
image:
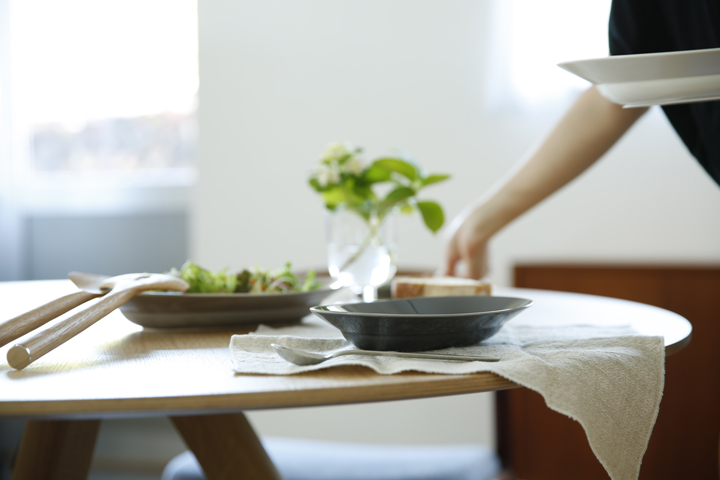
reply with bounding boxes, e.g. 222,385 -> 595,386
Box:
1,0 -> 720,479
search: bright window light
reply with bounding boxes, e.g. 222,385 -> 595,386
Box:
489,0 -> 612,106
11,0 -> 198,174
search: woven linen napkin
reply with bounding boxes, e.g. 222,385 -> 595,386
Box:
230,313 -> 664,480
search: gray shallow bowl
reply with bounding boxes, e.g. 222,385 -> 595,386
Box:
118,287 -> 335,329
310,296 -> 532,352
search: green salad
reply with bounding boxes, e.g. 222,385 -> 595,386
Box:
171,261 -> 321,294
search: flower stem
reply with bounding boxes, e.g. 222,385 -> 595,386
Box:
338,217 -> 380,273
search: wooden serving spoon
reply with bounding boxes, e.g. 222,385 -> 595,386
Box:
6,273 -> 188,370
0,272 -> 112,350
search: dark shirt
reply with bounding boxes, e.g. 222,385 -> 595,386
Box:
609,0 -> 720,185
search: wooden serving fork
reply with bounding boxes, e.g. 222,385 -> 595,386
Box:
2,273 -> 188,370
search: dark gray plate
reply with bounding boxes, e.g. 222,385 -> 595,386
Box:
310,296 -> 532,352
118,287 -> 336,329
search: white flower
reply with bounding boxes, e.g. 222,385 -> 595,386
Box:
343,156 -> 365,176
316,162 -> 341,187
321,142 -> 355,163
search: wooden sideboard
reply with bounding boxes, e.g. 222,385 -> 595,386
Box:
498,264 -> 720,480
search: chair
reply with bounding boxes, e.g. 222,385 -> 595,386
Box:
162,436 -> 501,480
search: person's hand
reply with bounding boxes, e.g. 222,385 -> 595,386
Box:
443,206 -> 491,279
443,87 -> 648,279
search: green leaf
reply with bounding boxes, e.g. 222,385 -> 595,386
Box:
362,163 -> 393,183
416,201 -> 445,233
309,177 -> 323,191
421,174 -> 450,187
336,153 -> 354,165
301,270 -> 320,291
321,187 -> 347,209
179,261 -> 237,293
383,186 -> 415,203
372,158 -> 418,181
377,186 -> 415,218
400,203 -> 414,214
352,184 -> 376,203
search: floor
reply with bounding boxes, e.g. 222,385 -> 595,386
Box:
0,418 -> 185,480
89,473 -> 161,480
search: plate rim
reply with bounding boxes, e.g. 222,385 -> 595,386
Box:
558,47 -> 720,84
560,46 -> 720,66
131,285 -> 337,299
311,295 -> 533,318
621,93 -> 720,108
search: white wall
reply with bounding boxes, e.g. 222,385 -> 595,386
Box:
194,0 -> 720,448
194,0 -> 495,273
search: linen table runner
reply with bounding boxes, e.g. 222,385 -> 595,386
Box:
230,313 -> 664,480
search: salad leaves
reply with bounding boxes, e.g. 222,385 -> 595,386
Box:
171,261 -> 321,294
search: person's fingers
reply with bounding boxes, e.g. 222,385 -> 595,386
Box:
465,251 -> 485,280
459,241 -> 479,280
443,240 -> 460,277
458,237 -> 488,280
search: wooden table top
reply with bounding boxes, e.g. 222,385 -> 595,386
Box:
0,280 -> 692,419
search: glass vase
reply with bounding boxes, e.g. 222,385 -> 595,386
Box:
325,209 -> 397,301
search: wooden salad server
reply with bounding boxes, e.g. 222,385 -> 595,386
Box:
0,272 -> 111,350
6,273 -> 189,370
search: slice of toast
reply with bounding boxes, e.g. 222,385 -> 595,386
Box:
391,276 -> 492,298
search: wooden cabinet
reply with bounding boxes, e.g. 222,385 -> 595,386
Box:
499,264 -> 720,479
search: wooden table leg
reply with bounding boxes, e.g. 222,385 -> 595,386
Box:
171,412 -> 282,480
12,419 -> 100,480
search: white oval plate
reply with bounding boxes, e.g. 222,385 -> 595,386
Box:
558,47 -> 720,107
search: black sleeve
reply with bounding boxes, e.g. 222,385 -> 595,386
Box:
608,0 -> 720,187
610,0 -> 720,55
609,0 -> 672,55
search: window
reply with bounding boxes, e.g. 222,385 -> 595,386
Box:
8,0 -> 198,195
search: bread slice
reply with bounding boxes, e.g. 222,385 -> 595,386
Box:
391,276 -> 492,299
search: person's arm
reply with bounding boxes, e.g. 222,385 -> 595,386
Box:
444,86 -> 648,279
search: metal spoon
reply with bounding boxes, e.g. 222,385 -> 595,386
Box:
271,343 -> 500,366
